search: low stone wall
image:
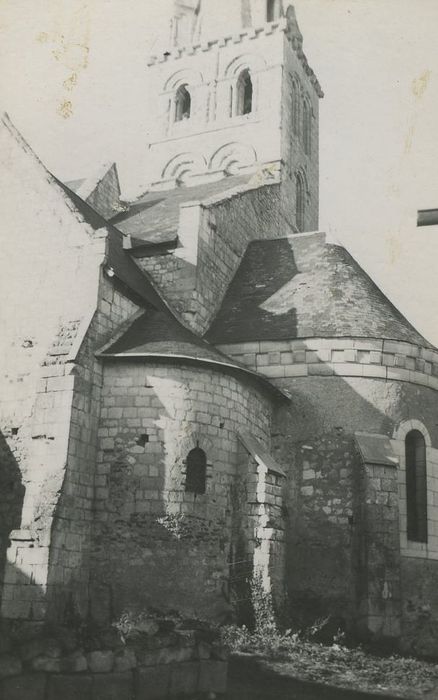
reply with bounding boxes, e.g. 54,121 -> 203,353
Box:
1,661 -> 227,700
0,615 -> 228,699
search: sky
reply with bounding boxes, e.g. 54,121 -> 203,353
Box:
1,0 -> 438,344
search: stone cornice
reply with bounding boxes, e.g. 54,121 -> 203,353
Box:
147,18 -> 323,98
215,337 -> 438,392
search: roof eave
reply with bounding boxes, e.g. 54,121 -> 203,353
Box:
97,350 -> 289,402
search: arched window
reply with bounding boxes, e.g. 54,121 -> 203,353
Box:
291,78 -> 300,137
267,0 -> 280,21
236,70 -> 253,116
296,172 -> 306,232
303,98 -> 312,155
406,430 -> 427,542
175,84 -> 191,122
185,447 -> 206,495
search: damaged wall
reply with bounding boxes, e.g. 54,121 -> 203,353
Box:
0,116 -> 106,618
0,116 -> 143,622
217,336 -> 438,650
91,360 -> 273,624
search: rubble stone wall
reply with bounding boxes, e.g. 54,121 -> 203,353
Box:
216,336 -> 438,652
0,615 -> 227,700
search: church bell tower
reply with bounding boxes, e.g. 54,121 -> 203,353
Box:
141,0 -> 323,232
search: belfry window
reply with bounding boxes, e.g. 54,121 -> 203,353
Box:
303,98 -> 312,155
296,173 -> 305,232
175,84 -> 191,122
291,78 -> 300,136
267,0 -> 280,21
236,70 -> 253,116
185,446 -> 206,495
406,430 -> 427,543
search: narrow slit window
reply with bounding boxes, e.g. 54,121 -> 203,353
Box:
296,173 -> 305,232
175,84 -> 191,122
291,78 -> 300,137
303,98 -> 312,155
406,430 -> 427,543
236,70 -> 253,116
185,447 -> 206,495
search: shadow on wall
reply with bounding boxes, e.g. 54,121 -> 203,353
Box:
83,369 -> 235,628
0,430 -> 25,597
205,231 -> 438,650
269,343 -> 438,649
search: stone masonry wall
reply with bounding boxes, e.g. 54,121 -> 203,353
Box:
0,613 -> 227,700
140,25 -> 286,192
230,446 -> 285,624
274,430 -> 359,631
41,277 -> 139,621
280,32 -> 320,232
91,360 -> 272,624
2,270 -> 140,623
216,337 -> 438,397
0,117 -> 111,620
139,183 -> 294,334
215,336 -> 438,649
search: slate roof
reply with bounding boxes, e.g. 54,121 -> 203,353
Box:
206,233 -> 433,348
65,178 -> 86,193
58,177 -> 286,398
99,309 -> 286,400
57,180 -> 167,311
111,174 -> 254,246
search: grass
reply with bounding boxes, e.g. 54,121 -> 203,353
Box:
220,625 -> 438,698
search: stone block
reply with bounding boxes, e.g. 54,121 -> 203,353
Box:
87,650 -> 114,673
259,364 -> 284,378
0,655 -> 22,678
333,362 -> 363,376
114,648 -> 137,672
283,364 -> 307,377
136,665 -> 171,699
305,351 -> 319,363
93,671 -> 134,700
61,650 -> 88,673
361,365 -> 387,378
211,642 -> 228,660
386,367 -> 410,382
394,354 -> 406,368
308,364 -> 333,376
198,660 -> 227,694
2,673 -> 46,700
137,646 -> 193,667
31,655 -> 62,672
169,661 -> 200,696
197,641 -> 211,660
280,352 -> 293,364
1,600 -> 32,619
301,485 -> 314,496
293,350 -> 306,363
47,674 -> 92,700
353,339 -> 383,351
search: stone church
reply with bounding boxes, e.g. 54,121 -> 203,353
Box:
1,0 -> 438,657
